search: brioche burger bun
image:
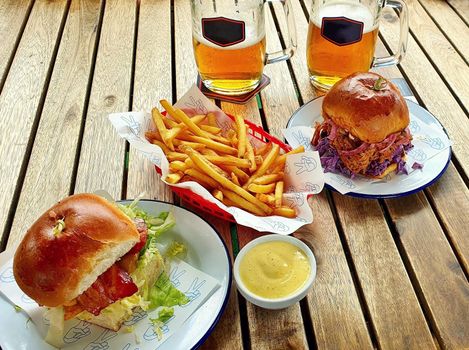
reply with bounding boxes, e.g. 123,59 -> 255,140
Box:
13,193 -> 140,307
12,193 -> 175,347
312,72 -> 413,178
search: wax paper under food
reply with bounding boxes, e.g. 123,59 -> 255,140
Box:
282,116 -> 451,195
0,253 -> 219,350
109,85 -> 324,234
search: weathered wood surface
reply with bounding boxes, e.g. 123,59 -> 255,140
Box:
447,0 -> 469,23
127,0 -> 173,201
295,193 -> 374,350
0,0 -> 33,87
74,0 -> 136,197
399,0 -> 469,109
426,163 -> 469,273
7,0 -> 102,250
333,194 -> 437,349
418,0 -> 469,61
386,194 -> 469,349
0,0 -> 68,244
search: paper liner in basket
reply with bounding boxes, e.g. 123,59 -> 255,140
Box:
109,85 -> 324,234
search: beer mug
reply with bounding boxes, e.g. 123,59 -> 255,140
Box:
306,0 -> 408,90
191,0 -> 297,96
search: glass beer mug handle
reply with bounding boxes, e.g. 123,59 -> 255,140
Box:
264,0 -> 297,64
372,0 -> 409,68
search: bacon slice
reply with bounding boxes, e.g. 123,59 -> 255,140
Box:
76,265 -> 138,316
64,219 -> 147,319
127,218 -> 148,255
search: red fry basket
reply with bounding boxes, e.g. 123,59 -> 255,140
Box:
154,113 -> 292,223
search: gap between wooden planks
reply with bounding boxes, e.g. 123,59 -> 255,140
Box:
7,0 -> 104,251
0,0 -> 34,92
0,0 -> 70,250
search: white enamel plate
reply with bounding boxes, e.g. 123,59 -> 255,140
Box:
0,200 -> 231,350
287,96 -> 451,198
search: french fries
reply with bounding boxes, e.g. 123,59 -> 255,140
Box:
144,100 -> 307,218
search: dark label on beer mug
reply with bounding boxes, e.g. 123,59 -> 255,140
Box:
321,17 -> 364,46
202,17 -> 245,47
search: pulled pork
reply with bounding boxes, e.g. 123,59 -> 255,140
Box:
312,119 -> 413,177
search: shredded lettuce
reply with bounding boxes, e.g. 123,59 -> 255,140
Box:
150,307 -> 174,326
149,307 -> 175,340
167,241 -> 186,258
132,243 -> 164,300
148,272 -> 189,310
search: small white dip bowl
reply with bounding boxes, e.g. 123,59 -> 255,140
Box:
234,234 -> 317,309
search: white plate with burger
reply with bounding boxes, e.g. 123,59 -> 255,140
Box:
286,72 -> 451,198
0,194 -> 231,350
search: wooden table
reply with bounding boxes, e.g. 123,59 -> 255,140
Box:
1,0 -> 468,349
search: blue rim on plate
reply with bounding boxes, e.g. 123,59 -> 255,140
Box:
0,199 -> 232,350
121,200 -> 233,350
286,96 -> 452,199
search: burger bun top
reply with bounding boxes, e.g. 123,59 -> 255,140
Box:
13,193 -> 140,307
322,72 -> 410,143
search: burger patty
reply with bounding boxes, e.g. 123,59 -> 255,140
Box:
313,119 -> 412,175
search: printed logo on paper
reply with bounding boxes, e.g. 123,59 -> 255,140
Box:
202,17 -> 246,47
63,320 -> 91,343
0,267 -> 14,283
321,17 -> 364,46
294,156 -> 318,175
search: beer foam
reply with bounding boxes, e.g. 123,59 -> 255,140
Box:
193,27 -> 265,50
313,2 -> 377,33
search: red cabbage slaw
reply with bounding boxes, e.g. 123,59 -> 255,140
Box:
314,120 -> 414,178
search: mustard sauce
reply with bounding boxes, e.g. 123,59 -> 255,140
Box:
239,241 -> 310,299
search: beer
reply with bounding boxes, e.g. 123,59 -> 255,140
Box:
306,2 -> 378,90
193,33 -> 266,95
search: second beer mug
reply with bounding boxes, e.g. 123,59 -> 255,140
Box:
306,0 -> 408,90
191,0 -> 297,96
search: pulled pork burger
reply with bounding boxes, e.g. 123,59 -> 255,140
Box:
312,72 -> 413,178
13,193 -> 181,347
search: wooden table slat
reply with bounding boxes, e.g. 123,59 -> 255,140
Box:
295,194 -> 375,350
6,0 -> 102,250
74,0 -> 136,197
174,0 -> 198,98
447,0 -> 469,24
417,0 -> 469,61
426,163 -> 469,274
386,194 -> 469,349
387,0 -> 469,110
0,0 -> 33,88
333,194 -> 437,349
0,0 -> 69,243
127,0 -> 173,201
190,214 -> 243,350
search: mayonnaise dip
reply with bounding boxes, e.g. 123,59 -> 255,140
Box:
239,241 -> 311,299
